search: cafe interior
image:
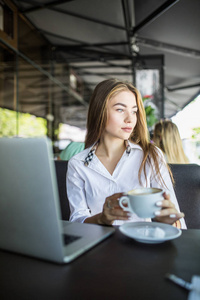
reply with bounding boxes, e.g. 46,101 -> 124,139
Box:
0,0 -> 200,299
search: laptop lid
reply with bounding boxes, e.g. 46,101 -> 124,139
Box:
0,137 -> 114,263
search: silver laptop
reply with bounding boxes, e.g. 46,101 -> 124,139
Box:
0,137 -> 114,263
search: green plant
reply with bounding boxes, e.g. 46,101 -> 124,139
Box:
0,108 -> 47,137
192,127 -> 200,141
142,95 -> 158,128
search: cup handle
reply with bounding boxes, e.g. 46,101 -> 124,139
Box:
119,195 -> 130,212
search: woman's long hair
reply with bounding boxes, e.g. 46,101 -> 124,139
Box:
153,120 -> 189,164
85,78 -> 172,186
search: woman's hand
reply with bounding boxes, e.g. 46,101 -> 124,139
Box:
153,192 -> 185,226
98,193 -> 131,225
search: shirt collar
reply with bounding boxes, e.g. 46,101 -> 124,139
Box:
84,140 -> 142,166
128,140 -> 143,151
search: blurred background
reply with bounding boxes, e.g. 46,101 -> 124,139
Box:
0,0 -> 199,163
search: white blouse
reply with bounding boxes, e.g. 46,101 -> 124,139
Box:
66,142 -> 186,228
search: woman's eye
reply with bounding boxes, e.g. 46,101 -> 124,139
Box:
117,109 -> 124,112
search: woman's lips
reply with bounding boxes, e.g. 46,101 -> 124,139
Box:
122,127 -> 132,133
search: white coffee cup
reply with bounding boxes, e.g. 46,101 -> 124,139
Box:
119,188 -> 163,218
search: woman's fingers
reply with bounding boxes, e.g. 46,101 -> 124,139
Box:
104,202 -> 130,218
156,199 -> 175,210
163,191 -> 170,200
103,192 -> 185,225
154,212 -> 185,225
155,208 -> 184,218
153,192 -> 185,224
103,193 -> 130,223
105,193 -> 124,209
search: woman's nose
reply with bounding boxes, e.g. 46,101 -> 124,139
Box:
124,112 -> 133,123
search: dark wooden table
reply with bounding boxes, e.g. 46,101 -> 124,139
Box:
1,228 -> 200,300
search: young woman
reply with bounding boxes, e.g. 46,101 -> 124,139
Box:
153,120 -> 189,164
67,79 -> 186,228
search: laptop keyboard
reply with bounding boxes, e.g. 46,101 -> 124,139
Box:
63,234 -> 81,245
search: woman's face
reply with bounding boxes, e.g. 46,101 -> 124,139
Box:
104,90 -> 138,141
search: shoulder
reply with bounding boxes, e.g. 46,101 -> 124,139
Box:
129,141 -> 163,154
129,141 -> 166,163
152,144 -> 165,159
68,147 -> 91,164
129,141 -> 143,152
148,144 -> 167,166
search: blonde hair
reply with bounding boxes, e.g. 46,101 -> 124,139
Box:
85,78 -> 172,186
153,120 -> 189,164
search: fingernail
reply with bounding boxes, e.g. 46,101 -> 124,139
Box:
156,201 -> 162,206
170,214 -> 176,218
154,211 -> 161,216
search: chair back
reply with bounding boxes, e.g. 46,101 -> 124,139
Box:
54,161 -> 200,227
169,163 -> 200,229
54,160 -> 70,221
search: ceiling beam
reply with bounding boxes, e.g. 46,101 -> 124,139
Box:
168,91 -> 200,118
40,29 -> 129,56
48,7 -> 126,31
23,2 -> 126,31
70,64 -> 132,69
39,29 -> 83,45
56,41 -> 129,50
132,0 -> 180,35
167,83 -> 200,92
121,0 -> 134,56
164,97 -> 182,109
57,45 -> 133,65
75,71 -> 132,76
137,37 -> 200,59
19,0 -> 74,13
61,48 -> 132,60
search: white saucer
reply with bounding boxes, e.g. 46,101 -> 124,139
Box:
119,222 -> 182,244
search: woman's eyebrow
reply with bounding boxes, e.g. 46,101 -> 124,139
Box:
113,102 -> 137,108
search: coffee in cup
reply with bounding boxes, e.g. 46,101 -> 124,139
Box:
119,188 -> 163,218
